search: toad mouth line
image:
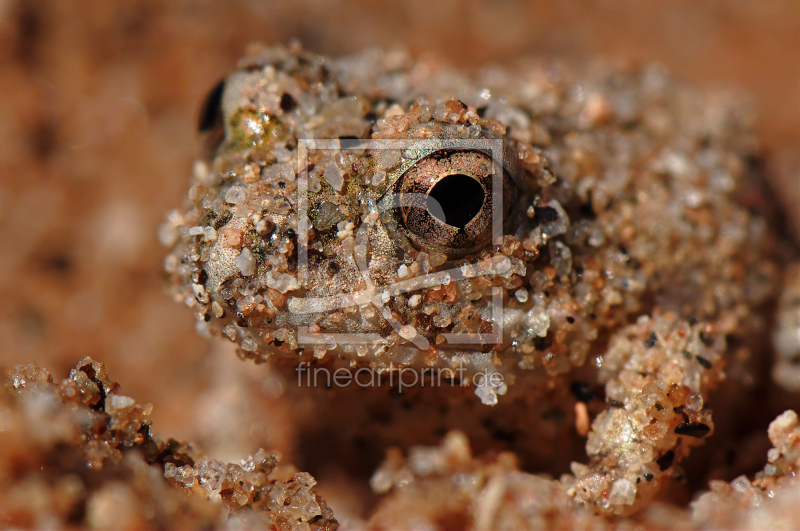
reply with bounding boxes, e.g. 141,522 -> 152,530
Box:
289,249 -> 506,347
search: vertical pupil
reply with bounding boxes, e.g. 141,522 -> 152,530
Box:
426,174 -> 485,229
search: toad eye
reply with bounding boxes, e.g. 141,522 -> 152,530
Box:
393,149 -> 512,253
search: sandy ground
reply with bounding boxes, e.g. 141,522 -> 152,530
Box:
0,0 -> 797,487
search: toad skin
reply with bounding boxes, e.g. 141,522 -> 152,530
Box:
162,44 -> 782,515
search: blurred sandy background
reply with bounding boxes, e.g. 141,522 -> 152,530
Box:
0,0 -> 797,469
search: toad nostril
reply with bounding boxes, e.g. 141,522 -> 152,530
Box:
427,174 -> 485,229
198,78 -> 225,132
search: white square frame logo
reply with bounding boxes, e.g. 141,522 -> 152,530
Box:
292,137 -> 505,348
